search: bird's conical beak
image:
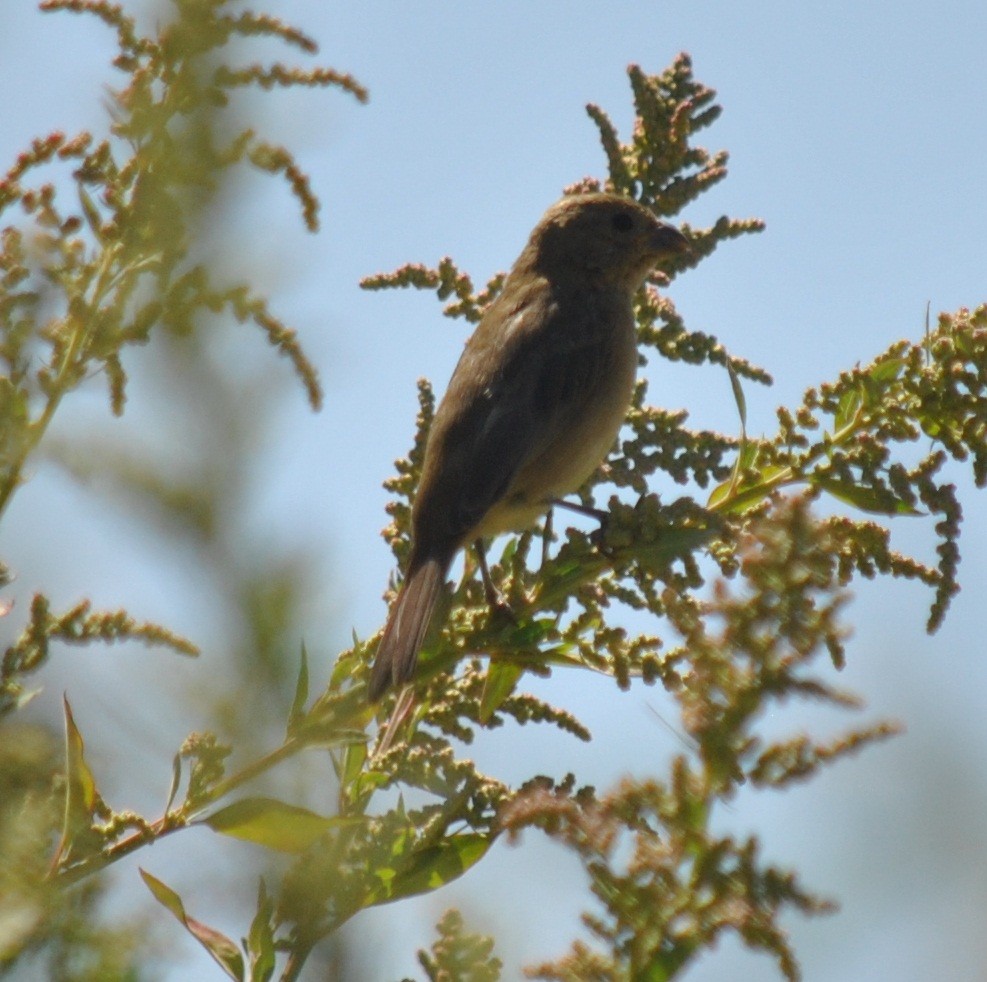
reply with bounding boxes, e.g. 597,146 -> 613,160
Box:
651,223 -> 692,256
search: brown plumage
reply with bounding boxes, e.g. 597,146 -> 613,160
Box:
369,193 -> 690,700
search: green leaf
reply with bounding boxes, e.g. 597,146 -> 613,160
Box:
63,696 -> 98,816
736,438 -> 761,472
706,478 -> 737,511
539,556 -> 592,596
55,696 -> 104,865
726,359 -> 748,433
501,616 -> 555,647
286,643 -> 309,736
165,752 -> 182,815
141,869 -> 245,981
201,796 -> 350,853
369,833 -> 492,907
811,475 -> 922,516
868,355 -> 906,384
531,643 -> 583,667
630,527 -> 718,571
78,185 -> 107,242
246,880 -> 276,982
833,384 -> 864,432
479,661 -> 523,723
339,740 -> 368,789
498,536 -> 518,565
708,465 -> 789,514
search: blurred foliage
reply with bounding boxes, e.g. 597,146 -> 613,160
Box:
418,909 -> 502,982
0,0 -> 364,977
1,4 -> 985,982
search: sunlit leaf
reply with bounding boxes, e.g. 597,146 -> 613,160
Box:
78,185 -> 107,242
63,696 -> 98,815
165,752 -> 182,815
479,661 -> 523,722
202,796 -> 353,853
812,475 -> 921,516
141,869 -> 245,981
707,477 -> 739,511
538,556 -> 592,596
834,385 -> 864,432
708,465 -> 789,513
286,643 -> 309,736
868,356 -> 906,384
339,739 -> 368,789
368,833 -> 492,907
498,536 -> 518,565
55,696 -> 104,866
726,359 -> 748,433
737,438 -> 761,472
247,879 -> 276,982
502,616 -> 555,646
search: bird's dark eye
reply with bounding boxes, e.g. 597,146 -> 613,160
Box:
611,212 -> 634,232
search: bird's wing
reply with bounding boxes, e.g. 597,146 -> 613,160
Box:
413,291 -> 577,547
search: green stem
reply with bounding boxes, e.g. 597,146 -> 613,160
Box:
709,411 -> 866,515
54,736 -> 304,887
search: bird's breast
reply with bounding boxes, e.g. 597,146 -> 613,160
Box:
474,298 -> 638,537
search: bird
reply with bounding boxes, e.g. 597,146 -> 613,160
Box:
369,192 -> 690,701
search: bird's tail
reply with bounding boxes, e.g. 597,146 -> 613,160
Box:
369,555 -> 445,701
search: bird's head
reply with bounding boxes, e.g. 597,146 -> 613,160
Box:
529,192 -> 690,289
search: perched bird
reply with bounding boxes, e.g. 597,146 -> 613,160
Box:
369,193 -> 689,701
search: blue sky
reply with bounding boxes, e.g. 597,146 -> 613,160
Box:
3,2 -> 987,979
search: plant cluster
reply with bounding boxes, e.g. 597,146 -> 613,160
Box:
1,5 -> 985,981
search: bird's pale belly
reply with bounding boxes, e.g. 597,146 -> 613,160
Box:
472,336 -> 637,539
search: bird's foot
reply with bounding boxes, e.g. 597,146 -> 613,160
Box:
473,539 -> 522,626
551,497 -> 613,552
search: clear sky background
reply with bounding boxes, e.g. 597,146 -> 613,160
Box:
2,2 -> 987,980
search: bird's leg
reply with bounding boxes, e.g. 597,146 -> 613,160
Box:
474,539 -> 502,607
474,540 -> 517,623
551,497 -> 610,524
550,496 -> 614,552
541,507 -> 554,570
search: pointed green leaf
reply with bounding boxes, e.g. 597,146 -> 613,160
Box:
531,643 -> 583,667
834,385 -> 864,432
868,356 -> 906,384
56,696 -> 105,866
479,661 -> 523,723
286,644 -> 309,736
201,797 -> 346,853
369,833 -> 492,907
726,360 -> 747,433
498,536 -> 518,565
77,185 -> 107,242
246,879 -> 276,982
708,465 -> 790,513
141,869 -> 245,981
812,475 -> 922,516
502,616 -> 555,647
737,438 -> 761,472
538,556 -> 591,596
706,477 -> 738,511
340,740 -> 368,789
165,753 -> 182,816
63,696 -> 98,816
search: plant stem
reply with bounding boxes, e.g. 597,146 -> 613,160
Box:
54,736 -> 304,887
